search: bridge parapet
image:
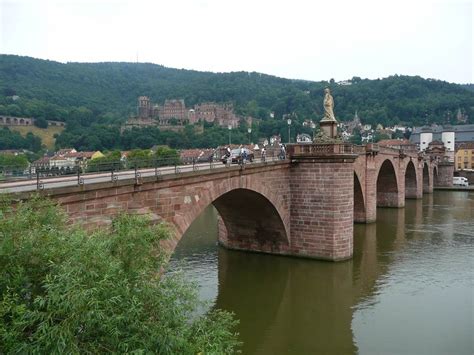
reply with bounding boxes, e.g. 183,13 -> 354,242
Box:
287,143 -> 357,159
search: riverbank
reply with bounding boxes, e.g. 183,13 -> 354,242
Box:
434,186 -> 474,191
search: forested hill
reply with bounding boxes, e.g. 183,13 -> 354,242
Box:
0,54 -> 473,127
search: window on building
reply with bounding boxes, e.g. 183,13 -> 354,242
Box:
464,162 -> 468,168
465,151 -> 468,155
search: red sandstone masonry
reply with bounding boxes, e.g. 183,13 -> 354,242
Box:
353,150 -> 433,222
9,145 -> 438,262
289,157 -> 356,261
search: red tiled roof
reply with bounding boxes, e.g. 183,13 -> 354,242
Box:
33,156 -> 51,164
64,151 -> 95,158
56,148 -> 75,156
180,149 -> 214,159
378,139 -> 413,147
50,156 -> 68,161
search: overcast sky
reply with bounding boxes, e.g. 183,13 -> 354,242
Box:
1,0 -> 472,83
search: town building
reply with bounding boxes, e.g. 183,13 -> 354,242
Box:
269,135 -> 281,146
32,149 -> 103,170
411,124 -> 474,147
296,133 -> 312,143
424,140 -> 448,162
31,156 -> 51,170
377,139 -> 417,150
455,142 -> 474,171
179,148 -> 215,164
409,124 -> 474,162
344,111 -> 362,134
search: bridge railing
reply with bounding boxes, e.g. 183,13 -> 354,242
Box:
288,143 -> 356,156
0,151 -> 286,192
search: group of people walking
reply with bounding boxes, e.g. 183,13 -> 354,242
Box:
223,144 -> 286,164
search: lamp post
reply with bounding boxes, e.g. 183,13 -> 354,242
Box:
228,124 -> 232,146
311,122 -> 316,142
247,127 -> 252,144
287,118 -> 292,144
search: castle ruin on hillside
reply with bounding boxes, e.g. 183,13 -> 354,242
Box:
122,96 -> 245,131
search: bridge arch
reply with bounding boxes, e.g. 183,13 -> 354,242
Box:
170,182 -> 290,256
404,160 -> 418,199
376,159 -> 400,207
354,172 -> 366,223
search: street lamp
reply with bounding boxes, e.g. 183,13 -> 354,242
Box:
311,122 -> 316,142
287,118 -> 292,143
247,127 -> 252,144
228,124 -> 232,146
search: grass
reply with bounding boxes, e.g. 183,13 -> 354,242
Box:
10,125 -> 64,150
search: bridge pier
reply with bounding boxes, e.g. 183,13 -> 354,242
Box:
434,161 -> 454,188
288,144 -> 358,261
364,165 -> 378,223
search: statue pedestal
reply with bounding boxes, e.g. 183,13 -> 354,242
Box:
319,119 -> 338,138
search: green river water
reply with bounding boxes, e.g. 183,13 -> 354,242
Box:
168,191 -> 473,354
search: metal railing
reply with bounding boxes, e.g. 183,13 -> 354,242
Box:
0,152 -> 285,192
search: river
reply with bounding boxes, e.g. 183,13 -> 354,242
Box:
167,191 -> 473,354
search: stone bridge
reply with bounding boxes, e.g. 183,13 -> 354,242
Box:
10,143 -> 453,262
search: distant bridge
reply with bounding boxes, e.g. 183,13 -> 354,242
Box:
3,143 -> 453,261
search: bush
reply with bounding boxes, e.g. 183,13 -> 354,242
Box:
34,117 -> 48,128
0,197 -> 240,353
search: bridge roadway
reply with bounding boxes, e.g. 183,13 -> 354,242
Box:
0,157 -> 277,194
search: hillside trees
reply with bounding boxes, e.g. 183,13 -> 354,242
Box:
1,55 -> 474,151
0,128 -> 42,152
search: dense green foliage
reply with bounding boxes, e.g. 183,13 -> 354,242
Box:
0,127 -> 42,152
0,197 -> 240,353
86,150 -> 123,172
34,117 -> 48,128
0,154 -> 28,169
55,120 -> 311,151
86,147 -> 180,172
1,54 -> 473,150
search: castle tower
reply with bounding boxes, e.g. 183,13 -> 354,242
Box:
419,126 -> 433,151
138,96 -> 151,118
441,125 -> 455,161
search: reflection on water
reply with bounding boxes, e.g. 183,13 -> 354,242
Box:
168,191 -> 474,354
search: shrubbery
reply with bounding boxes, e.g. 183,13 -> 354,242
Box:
0,197 -> 240,353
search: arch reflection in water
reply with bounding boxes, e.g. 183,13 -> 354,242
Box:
168,192 -> 473,355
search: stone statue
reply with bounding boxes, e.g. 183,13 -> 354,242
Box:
316,88 -> 340,141
322,88 -> 336,121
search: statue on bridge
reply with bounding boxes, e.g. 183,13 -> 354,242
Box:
322,88 -> 336,122
316,88 -> 339,140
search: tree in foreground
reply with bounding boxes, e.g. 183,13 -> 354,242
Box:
0,197 -> 240,354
